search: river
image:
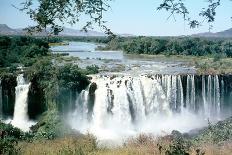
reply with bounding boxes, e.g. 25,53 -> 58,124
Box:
51,42 -> 232,143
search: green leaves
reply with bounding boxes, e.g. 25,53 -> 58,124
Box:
0,36 -> 50,68
194,117 -> 232,144
121,37 -> 232,57
0,121 -> 23,154
157,0 -> 226,30
20,0 -> 112,35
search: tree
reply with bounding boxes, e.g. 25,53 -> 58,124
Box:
20,0 -> 231,35
19,0 -> 112,35
157,0 -> 231,30
221,40 -> 232,57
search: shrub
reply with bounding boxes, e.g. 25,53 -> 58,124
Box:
0,121 -> 23,154
86,65 -> 99,74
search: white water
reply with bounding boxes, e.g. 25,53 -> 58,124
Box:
69,74 -> 224,142
11,74 -> 34,131
201,75 -> 222,119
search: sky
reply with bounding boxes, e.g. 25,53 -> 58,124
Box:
0,0 -> 231,36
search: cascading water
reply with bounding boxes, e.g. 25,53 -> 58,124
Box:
69,74 -> 227,142
201,75 -> 222,119
11,74 -> 32,131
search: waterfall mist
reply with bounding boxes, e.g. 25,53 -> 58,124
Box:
69,74 -> 230,142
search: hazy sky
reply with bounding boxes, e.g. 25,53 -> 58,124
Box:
0,0 -> 231,36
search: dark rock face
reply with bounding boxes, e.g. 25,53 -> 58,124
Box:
87,82 -> 97,120
1,74 -> 17,117
89,82 -> 97,95
27,78 -> 46,120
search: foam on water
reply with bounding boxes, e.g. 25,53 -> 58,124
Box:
11,74 -> 35,131
69,74 -> 225,143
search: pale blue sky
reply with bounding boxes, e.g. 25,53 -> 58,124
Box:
0,0 -> 231,36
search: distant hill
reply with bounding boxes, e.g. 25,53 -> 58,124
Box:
192,28 -> 232,38
0,24 -> 21,35
59,28 -> 106,36
0,24 -> 106,36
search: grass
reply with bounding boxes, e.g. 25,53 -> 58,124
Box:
15,132 -> 232,155
127,54 -> 232,74
193,58 -> 232,74
49,42 -> 69,46
190,142 -> 232,155
17,134 -> 98,155
16,134 -> 161,155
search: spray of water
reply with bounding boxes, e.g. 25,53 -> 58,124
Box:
11,74 -> 34,131
69,74 -> 224,143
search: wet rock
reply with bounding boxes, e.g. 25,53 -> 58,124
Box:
89,82 -> 97,95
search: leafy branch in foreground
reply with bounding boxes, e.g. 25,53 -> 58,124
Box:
157,0 -> 229,30
17,0 -> 112,35
17,0 -> 231,35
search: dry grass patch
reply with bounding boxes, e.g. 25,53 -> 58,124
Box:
16,133 -> 232,155
17,134 -> 97,155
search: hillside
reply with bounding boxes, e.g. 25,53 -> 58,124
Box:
0,24 -> 106,36
0,24 -> 21,35
192,28 -> 232,38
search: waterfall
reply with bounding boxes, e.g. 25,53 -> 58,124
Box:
171,75 -> 177,110
215,75 -> 220,119
177,75 -> 184,112
191,75 -> 196,111
207,75 -> 212,116
200,75 -> 221,120
70,74 -> 225,141
202,76 -> 208,118
220,78 -> 225,114
12,74 -> 31,131
186,75 -> 191,110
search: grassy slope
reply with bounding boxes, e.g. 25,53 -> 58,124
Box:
17,135 -> 232,155
15,118 -> 232,155
127,54 -> 232,74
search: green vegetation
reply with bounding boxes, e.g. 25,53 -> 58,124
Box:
1,35 -> 232,154
0,121 -> 23,154
2,117 -> 231,155
0,36 -> 50,67
98,36 -> 232,58
193,117 -> 232,144
17,135 -> 98,155
0,36 -> 102,154
48,36 -> 232,60
93,36 -> 232,74
61,36 -> 111,44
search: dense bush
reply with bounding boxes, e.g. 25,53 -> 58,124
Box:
0,36 -> 50,67
25,57 -> 92,114
92,36 -> 232,57
61,36 -> 111,44
0,121 -> 23,154
193,117 -> 232,144
85,65 -> 99,74
30,110 -> 73,140
122,37 -> 232,57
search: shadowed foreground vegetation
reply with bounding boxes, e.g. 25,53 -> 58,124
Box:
1,117 -> 232,154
